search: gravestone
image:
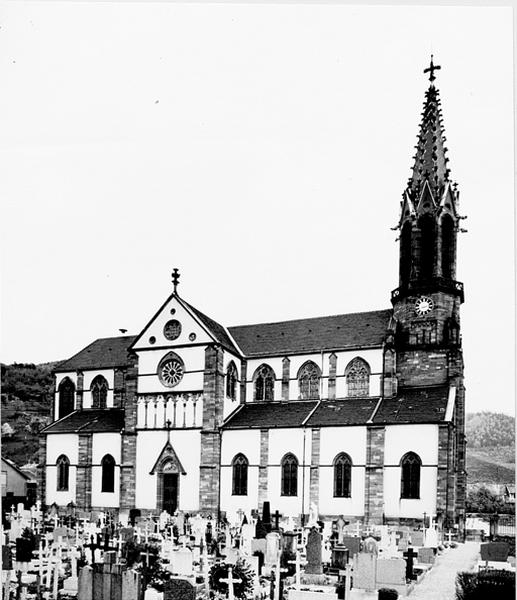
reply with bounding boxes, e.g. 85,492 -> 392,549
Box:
376,557 -> 406,590
265,532 -> 281,567
403,547 -> 418,581
120,527 -> 134,543
335,516 -> 346,544
251,538 -> 267,557
362,536 -> 378,555
411,530 -> 424,547
330,545 -> 349,572
2,545 -> 12,570
398,534 -> 409,552
262,502 -> 272,533
163,578 -> 196,600
121,569 -> 142,600
241,524 -> 254,556
480,542 -> 510,562
418,547 -> 435,564
305,528 -> 323,574
78,565 -> 93,600
342,536 -> 361,557
255,517 -> 267,539
353,553 -> 377,590
425,527 -> 438,548
171,547 -> 193,576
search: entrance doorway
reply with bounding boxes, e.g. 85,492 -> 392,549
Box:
162,473 -> 178,514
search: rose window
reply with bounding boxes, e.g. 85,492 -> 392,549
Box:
159,359 -> 184,387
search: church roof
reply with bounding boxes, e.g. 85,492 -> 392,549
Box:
181,299 -> 240,355
305,398 -> 380,427
41,409 -> 125,434
55,336 -> 137,372
228,309 -> 392,357
224,385 -> 451,429
372,385 -> 450,424
223,401 -> 318,429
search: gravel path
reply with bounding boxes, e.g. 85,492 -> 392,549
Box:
409,542 -> 480,600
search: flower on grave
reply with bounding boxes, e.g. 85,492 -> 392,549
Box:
209,558 -> 254,599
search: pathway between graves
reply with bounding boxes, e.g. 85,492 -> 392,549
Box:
408,542 -> 480,600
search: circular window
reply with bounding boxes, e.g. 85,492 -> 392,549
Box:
158,356 -> 184,387
189,332 -> 197,342
163,320 -> 182,341
149,336 -> 156,345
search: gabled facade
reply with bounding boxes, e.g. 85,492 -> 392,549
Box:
39,59 -> 466,531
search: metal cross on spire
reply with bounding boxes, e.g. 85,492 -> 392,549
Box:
171,268 -> 180,293
424,55 -> 441,83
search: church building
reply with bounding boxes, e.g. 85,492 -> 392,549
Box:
39,60 -> 467,531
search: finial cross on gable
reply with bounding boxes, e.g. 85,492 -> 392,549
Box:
424,55 -> 441,83
171,268 -> 180,293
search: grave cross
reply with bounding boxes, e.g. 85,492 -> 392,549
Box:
140,545 -> 153,567
338,563 -> 353,600
287,550 -> 306,590
220,565 -> 241,600
85,536 -> 98,564
272,510 -> 283,531
446,530 -> 453,544
403,547 -> 417,581
274,556 -> 289,600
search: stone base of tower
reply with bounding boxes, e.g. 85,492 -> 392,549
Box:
199,430 -> 221,515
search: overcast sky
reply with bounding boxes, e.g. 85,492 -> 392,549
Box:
0,3 -> 514,415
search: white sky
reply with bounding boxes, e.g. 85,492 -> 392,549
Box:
0,3 -> 514,415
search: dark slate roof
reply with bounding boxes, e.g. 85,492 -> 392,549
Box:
373,386 -> 450,424
41,409 -> 125,434
306,398 -> 380,427
228,309 -> 392,357
223,401 -> 318,429
182,299 -> 240,355
55,336 -> 137,372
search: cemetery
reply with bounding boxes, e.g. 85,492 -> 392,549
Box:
2,500 -> 514,599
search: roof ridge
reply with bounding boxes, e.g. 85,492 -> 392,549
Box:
228,308 -> 392,330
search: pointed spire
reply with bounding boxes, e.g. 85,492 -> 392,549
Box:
408,57 -> 451,199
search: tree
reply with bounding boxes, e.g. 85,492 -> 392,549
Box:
466,486 -> 505,513
1,423 -> 14,437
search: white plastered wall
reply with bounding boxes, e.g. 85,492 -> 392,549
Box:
91,433 -> 121,508
137,346 -> 205,394
132,296 -> 213,351
334,348 -> 383,398
318,426 -> 367,516
82,369 -> 115,408
383,424 -> 438,519
46,434 -> 78,506
220,429 -> 261,514
54,372 -> 77,417
135,429 -> 201,511
267,428 -> 312,517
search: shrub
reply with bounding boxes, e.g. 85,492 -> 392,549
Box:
456,570 -> 515,600
378,588 -> 399,600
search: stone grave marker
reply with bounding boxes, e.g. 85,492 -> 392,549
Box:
425,526 -> 439,548
78,565 -> 93,600
330,545 -> 348,572
376,557 -> 406,591
342,536 -> 361,557
411,530 -> 424,547
163,577 -> 196,600
480,542 -> 510,562
403,547 -> 417,581
121,569 -> 142,600
353,553 -> 377,590
171,546 -> 193,576
418,547 -> 435,564
305,528 -> 322,574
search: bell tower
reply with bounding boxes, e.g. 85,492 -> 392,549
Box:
391,58 -> 467,529
392,57 -> 465,362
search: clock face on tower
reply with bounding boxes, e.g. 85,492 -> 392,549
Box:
414,296 -> 434,316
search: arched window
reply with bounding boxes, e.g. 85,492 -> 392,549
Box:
58,378 -> 75,419
400,452 -> 421,499
441,214 -> 455,279
254,364 -> 275,402
232,453 -> 248,496
399,221 -> 412,285
56,455 -> 70,491
281,453 -> 298,496
101,454 -> 115,493
419,214 -> 435,280
334,453 -> 352,498
298,362 -> 321,400
91,375 -> 108,409
345,357 -> 370,397
226,362 -> 238,401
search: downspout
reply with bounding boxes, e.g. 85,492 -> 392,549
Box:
301,427 -> 307,525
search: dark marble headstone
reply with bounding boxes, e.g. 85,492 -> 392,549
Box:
331,545 -> 349,571
129,509 -> 141,527
163,578 -> 196,600
262,502 -> 272,533
2,545 -> 12,570
342,536 -> 361,557
15,538 -> 33,563
120,527 -> 134,543
305,528 -> 322,574
480,542 -> 510,563
255,517 -> 267,539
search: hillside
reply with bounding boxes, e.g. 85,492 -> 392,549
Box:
466,412 -> 515,485
1,362 -> 58,464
